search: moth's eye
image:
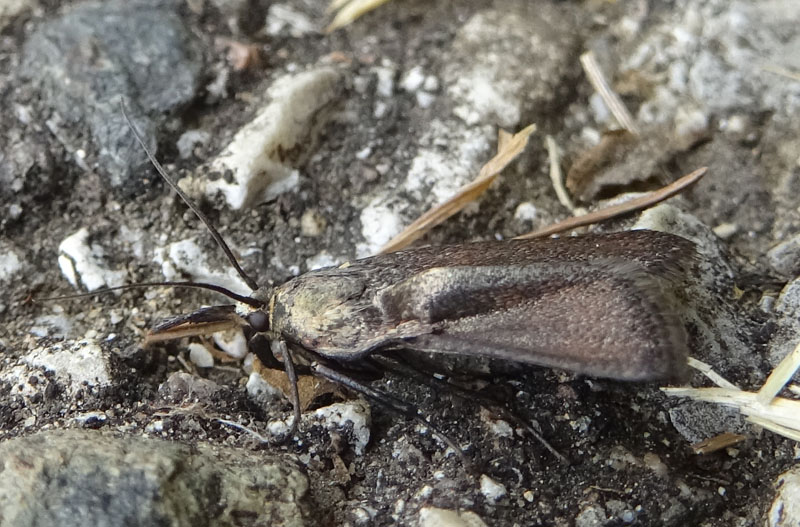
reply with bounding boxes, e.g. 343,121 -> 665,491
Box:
247,311 -> 269,332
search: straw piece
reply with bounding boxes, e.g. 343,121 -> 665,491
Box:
662,386 -> 800,444
757,341 -> 800,406
545,135 -> 578,213
580,51 -> 639,135
687,357 -> 740,390
761,64 -> 800,82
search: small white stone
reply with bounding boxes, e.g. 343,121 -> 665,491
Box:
712,222 -> 738,240
188,343 -> 214,368
8,203 -> 22,220
373,100 -> 389,119
58,228 -> 126,292
0,246 -> 22,282
213,329 -> 248,360
207,68 -> 342,209
300,209 -> 326,237
24,340 -> 111,391
418,507 -> 488,527
400,65 -> 425,92
145,419 -> 164,433
358,197 -> 404,256
313,400 -> 371,455
265,3 -> 316,37
306,251 -> 339,271
523,490 -> 535,502
355,146 -> 373,160
479,474 -> 507,502
176,129 -> 210,159
423,75 -> 439,92
513,202 -> 539,222
373,66 -> 395,97
153,237 -> 252,297
246,371 -> 282,403
416,91 -> 436,108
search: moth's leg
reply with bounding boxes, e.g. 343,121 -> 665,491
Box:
310,361 -> 470,471
277,341 -> 302,438
247,332 -> 283,369
370,352 -> 569,464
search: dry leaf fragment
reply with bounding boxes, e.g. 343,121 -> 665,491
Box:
254,356 -> 343,410
216,37 -> 261,71
515,166 -> 707,240
566,124 -> 710,202
566,129 -> 637,198
378,124 -> 536,254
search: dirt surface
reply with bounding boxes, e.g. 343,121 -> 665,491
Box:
1,1 -> 799,526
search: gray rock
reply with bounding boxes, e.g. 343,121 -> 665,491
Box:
20,0 -> 204,191
0,0 -> 34,30
159,371 -> 222,401
634,205 -> 756,376
444,4 -> 578,128
0,429 -> 309,527
769,278 -> 800,380
668,400 -> 749,444
769,464 -> 800,527
357,2 -> 578,255
767,234 -> 800,277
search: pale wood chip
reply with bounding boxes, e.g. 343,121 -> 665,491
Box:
326,0 -> 393,32
691,432 -> 746,455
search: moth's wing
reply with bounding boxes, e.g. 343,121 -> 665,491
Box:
145,305 -> 243,345
379,262 -> 688,381
371,230 -> 697,278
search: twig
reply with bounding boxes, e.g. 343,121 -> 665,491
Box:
691,432 -> 746,455
217,418 -> 271,443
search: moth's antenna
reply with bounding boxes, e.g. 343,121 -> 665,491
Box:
37,281 -> 264,308
121,101 -> 260,292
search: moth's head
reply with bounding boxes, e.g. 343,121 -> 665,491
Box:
239,285 -> 273,333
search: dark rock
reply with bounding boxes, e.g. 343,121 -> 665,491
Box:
19,0 -> 204,192
0,429 -> 309,527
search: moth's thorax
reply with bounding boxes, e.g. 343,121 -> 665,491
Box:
269,271 -> 375,355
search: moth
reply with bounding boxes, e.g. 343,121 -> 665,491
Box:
148,230 -> 694,381
123,109 -> 696,434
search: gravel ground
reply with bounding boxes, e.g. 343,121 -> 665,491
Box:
1,1 -> 799,526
